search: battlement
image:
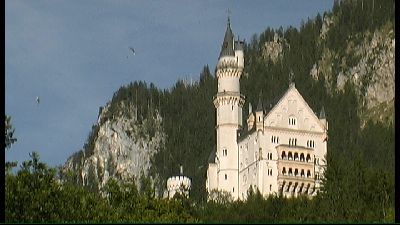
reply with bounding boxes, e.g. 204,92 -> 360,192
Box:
167,175 -> 191,191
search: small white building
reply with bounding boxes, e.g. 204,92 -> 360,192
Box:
166,166 -> 191,199
206,18 -> 328,201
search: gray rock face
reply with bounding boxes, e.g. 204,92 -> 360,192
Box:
311,19 -> 394,125
63,101 -> 166,192
262,33 -> 287,63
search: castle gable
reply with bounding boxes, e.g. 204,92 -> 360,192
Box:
264,85 -> 325,132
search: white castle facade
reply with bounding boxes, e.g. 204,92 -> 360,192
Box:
206,19 -> 328,200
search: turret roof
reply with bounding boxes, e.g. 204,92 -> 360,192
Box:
256,92 -> 263,111
219,18 -> 235,58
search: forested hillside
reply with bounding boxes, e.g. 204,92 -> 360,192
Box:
5,0 -> 395,222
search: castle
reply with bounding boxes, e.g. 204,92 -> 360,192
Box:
206,19 -> 328,200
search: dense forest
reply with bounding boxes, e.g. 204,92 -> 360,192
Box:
5,0 -> 395,222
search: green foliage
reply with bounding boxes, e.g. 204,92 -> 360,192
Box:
5,114 -> 17,150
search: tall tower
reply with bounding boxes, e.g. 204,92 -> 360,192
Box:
213,18 -> 245,200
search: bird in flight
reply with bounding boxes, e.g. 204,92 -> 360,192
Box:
36,96 -> 40,104
127,47 -> 136,59
129,47 -> 135,55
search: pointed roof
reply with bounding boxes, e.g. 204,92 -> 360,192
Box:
264,85 -> 326,132
256,92 -> 263,112
219,17 -> 235,58
319,106 -> 326,119
207,147 -> 217,163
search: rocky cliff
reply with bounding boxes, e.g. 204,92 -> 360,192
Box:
310,16 -> 394,127
63,100 -> 166,193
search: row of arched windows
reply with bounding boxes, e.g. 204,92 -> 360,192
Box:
271,135 -> 279,143
289,138 -> 297,146
281,151 -> 312,162
289,117 -> 297,126
282,167 -> 312,178
307,140 -> 315,148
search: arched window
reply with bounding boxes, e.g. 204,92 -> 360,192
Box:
277,137 -> 279,143
288,168 -> 293,176
288,152 -> 293,160
295,138 -> 297,146
301,169 -> 305,177
225,174 -> 228,180
300,153 -> 305,162
294,152 -> 299,161
282,167 -> 286,175
281,151 -> 286,160
294,169 -> 298,176
307,170 -> 311,178
306,154 -> 311,162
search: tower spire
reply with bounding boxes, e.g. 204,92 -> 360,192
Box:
219,11 -> 235,58
256,91 -> 263,112
227,8 -> 231,25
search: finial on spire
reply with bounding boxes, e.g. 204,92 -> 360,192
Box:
289,70 -> 295,87
256,91 -> 263,112
227,8 -> 231,25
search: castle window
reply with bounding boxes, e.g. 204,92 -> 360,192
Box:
294,169 -> 298,176
294,152 -> 299,161
307,170 -> 311,178
289,116 -> 297,127
281,151 -> 286,160
306,154 -> 311,162
232,105 -> 234,111
282,167 -> 286,175
225,174 -> 227,180
288,168 -> 293,176
301,169 -> 305,177
300,153 -> 305,162
222,148 -> 227,156
288,152 -> 293,160
233,187 -> 235,193
270,185 -> 272,191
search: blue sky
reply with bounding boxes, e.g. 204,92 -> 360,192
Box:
5,0 -> 334,168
